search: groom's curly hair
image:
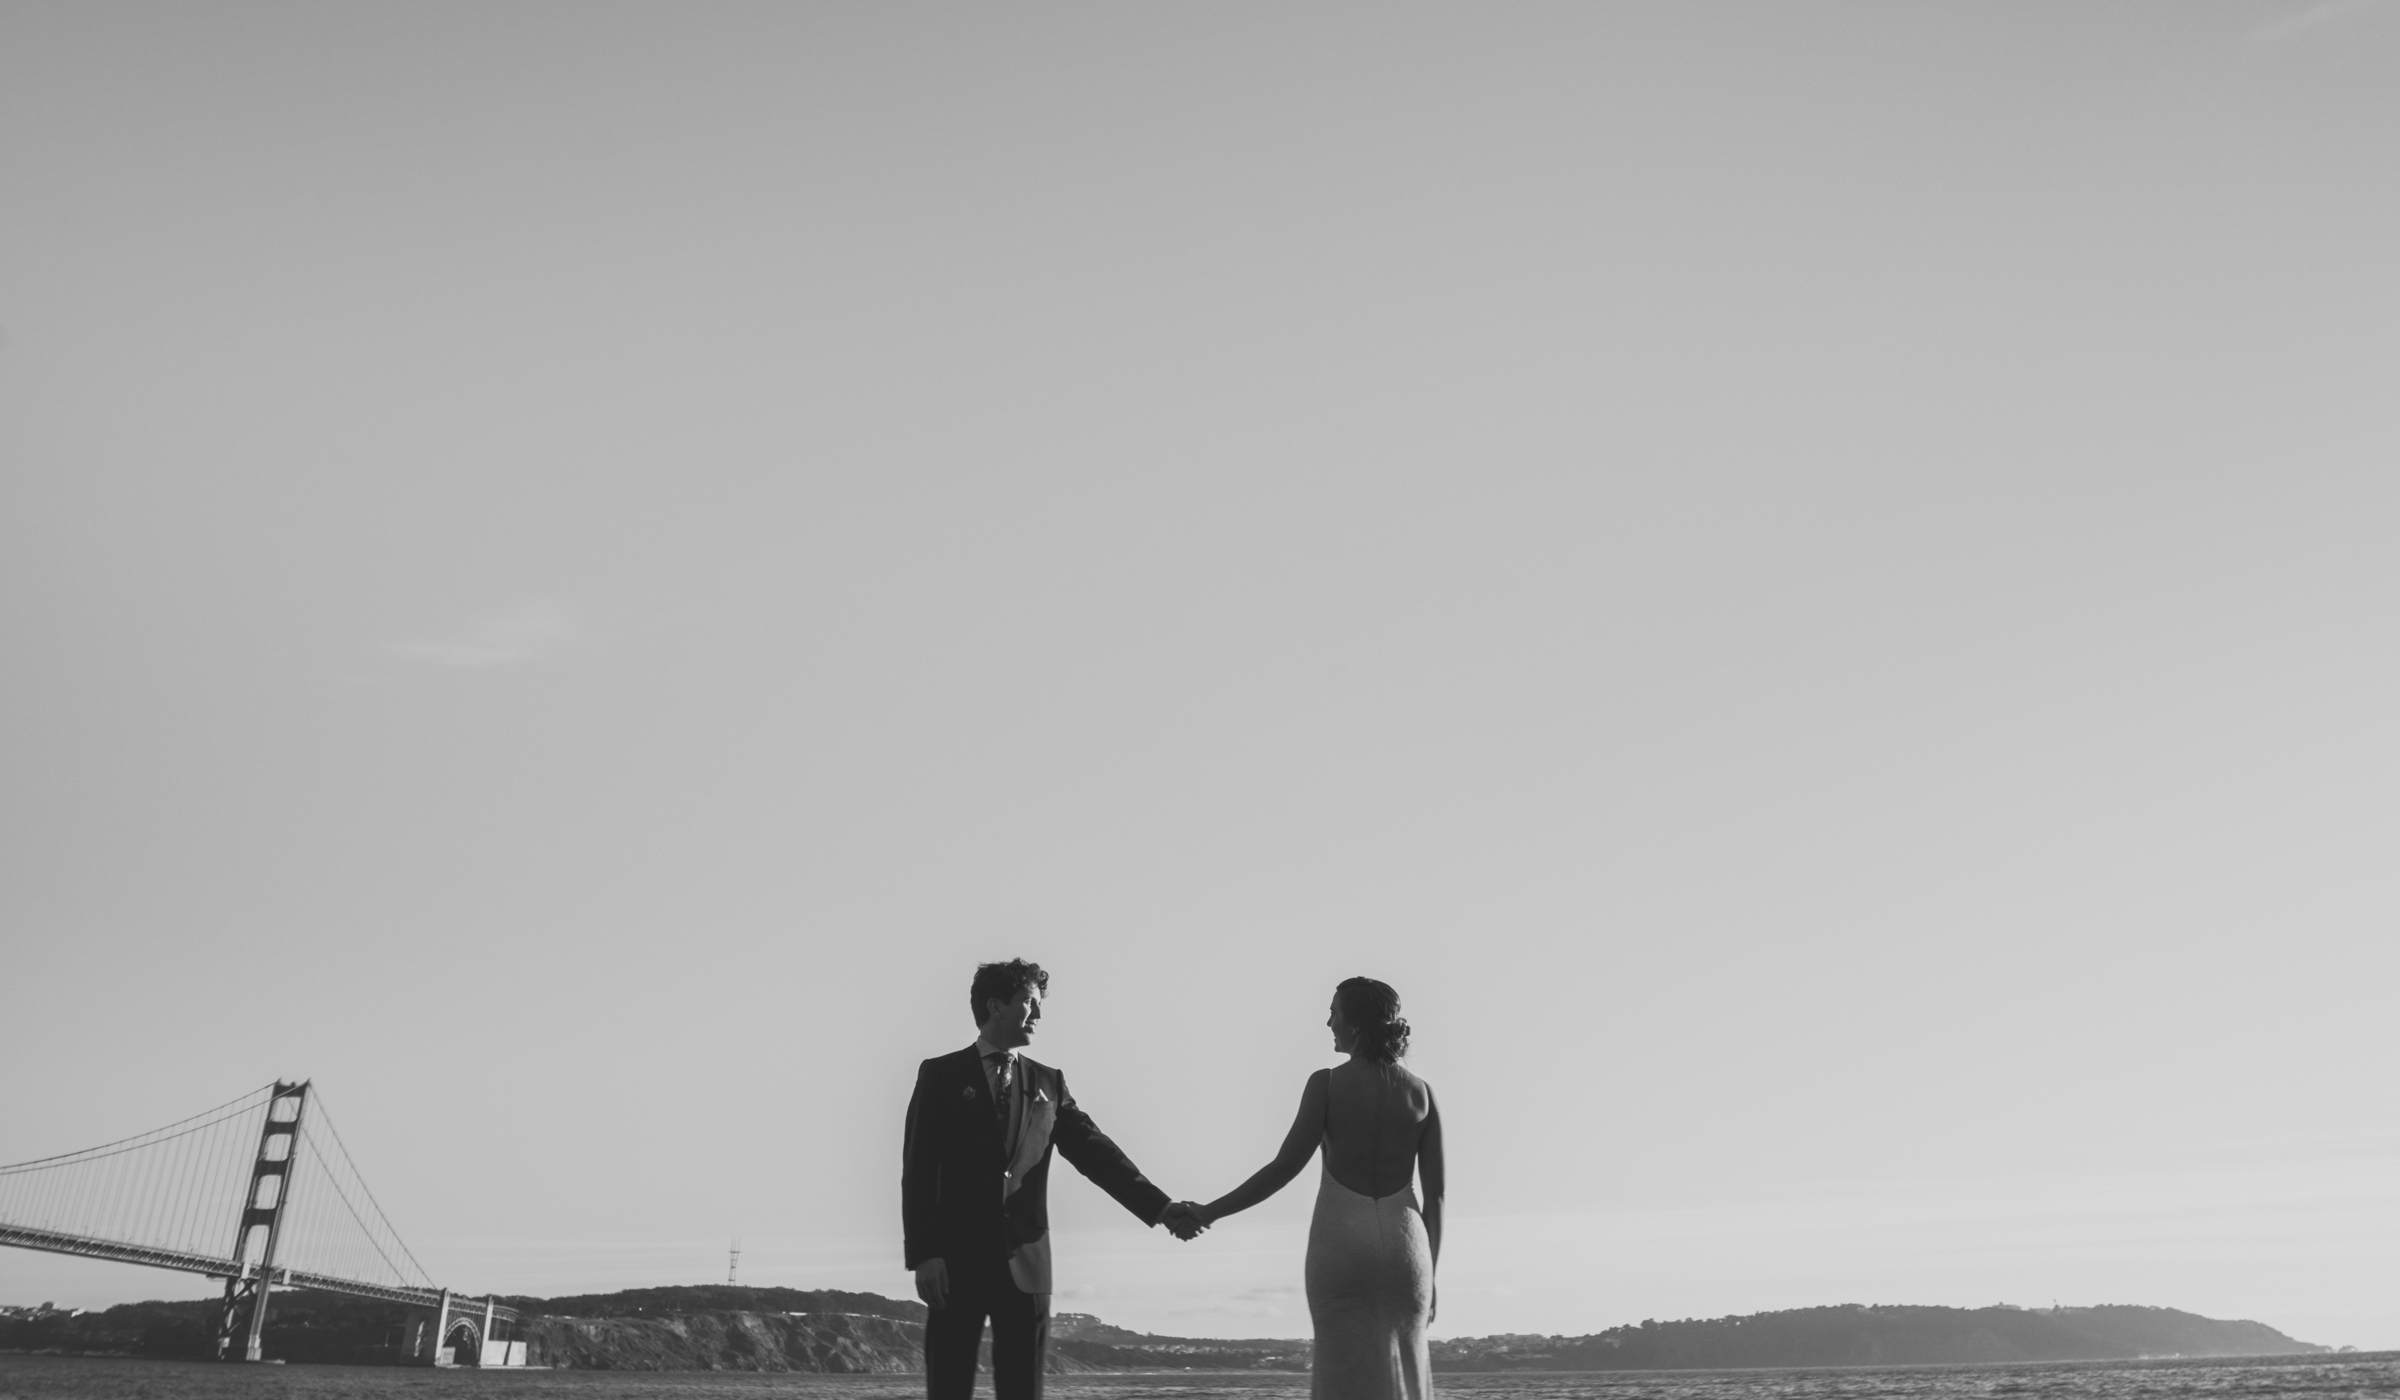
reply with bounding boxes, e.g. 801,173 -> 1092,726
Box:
970,959 -> 1050,1021
1335,976 -> 1410,1064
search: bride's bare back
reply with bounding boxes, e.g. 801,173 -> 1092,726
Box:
1321,1060 -> 1434,1199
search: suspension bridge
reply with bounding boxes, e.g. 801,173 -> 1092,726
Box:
0,1081 -> 524,1366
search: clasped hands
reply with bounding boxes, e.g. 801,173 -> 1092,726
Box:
1160,1201 -> 1211,1242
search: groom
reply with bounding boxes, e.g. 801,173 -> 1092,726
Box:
902,959 -> 1199,1398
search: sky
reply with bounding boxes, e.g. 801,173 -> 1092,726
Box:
4,0 -> 2398,1351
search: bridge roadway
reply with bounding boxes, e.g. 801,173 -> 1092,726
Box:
0,1222 -> 518,1322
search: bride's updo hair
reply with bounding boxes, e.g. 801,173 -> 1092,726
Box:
1335,977 -> 1409,1064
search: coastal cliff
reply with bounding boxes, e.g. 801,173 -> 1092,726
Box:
518,1310 -> 929,1372
506,1294 -> 1303,1372
503,1286 -> 927,1372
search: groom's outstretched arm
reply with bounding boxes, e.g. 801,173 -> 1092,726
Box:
1051,1074 -> 1172,1226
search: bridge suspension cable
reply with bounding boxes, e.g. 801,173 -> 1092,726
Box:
275,1086 -> 436,1294
0,1083 -> 275,1263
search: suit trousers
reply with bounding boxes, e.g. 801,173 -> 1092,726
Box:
925,1251 -> 1049,1400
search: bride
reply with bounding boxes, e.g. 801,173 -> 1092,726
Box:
1183,977 -> 1445,1400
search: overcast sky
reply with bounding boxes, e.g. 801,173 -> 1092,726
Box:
5,0 -> 2398,1349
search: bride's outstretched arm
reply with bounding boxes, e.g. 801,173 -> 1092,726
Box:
1419,1089 -> 1445,1269
1195,1070 -> 1328,1226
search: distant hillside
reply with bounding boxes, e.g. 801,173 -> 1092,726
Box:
0,1288 -> 936,1371
3,1289 -> 2322,1372
1047,1313 -> 1311,1371
0,1291 -> 418,1364
510,1291 -> 2318,1373
1434,1304 -> 2324,1371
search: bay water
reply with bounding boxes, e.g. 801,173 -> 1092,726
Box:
6,1354 -> 2400,1400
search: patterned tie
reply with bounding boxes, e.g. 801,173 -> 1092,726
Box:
985,1052 -> 1014,1124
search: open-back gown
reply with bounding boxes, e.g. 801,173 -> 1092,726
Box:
1304,1155 -> 1434,1399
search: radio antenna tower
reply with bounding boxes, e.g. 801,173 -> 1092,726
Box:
728,1238 -> 741,1285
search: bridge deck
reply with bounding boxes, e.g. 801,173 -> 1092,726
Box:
0,1223 -> 518,1322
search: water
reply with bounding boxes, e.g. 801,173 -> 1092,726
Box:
3,1355 -> 2398,1400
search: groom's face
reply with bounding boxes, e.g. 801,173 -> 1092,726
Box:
982,987 -> 1043,1049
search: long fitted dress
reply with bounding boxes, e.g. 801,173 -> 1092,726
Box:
1303,1156 -> 1434,1400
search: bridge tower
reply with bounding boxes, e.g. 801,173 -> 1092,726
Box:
217,1080 -> 308,1362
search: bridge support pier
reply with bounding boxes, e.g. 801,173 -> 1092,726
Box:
215,1081 -> 307,1362
215,1275 -> 244,1363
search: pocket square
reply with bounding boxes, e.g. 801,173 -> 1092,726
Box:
1035,1088 -> 1051,1104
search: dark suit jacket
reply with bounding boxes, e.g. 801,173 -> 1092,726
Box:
902,1046 -> 1169,1294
